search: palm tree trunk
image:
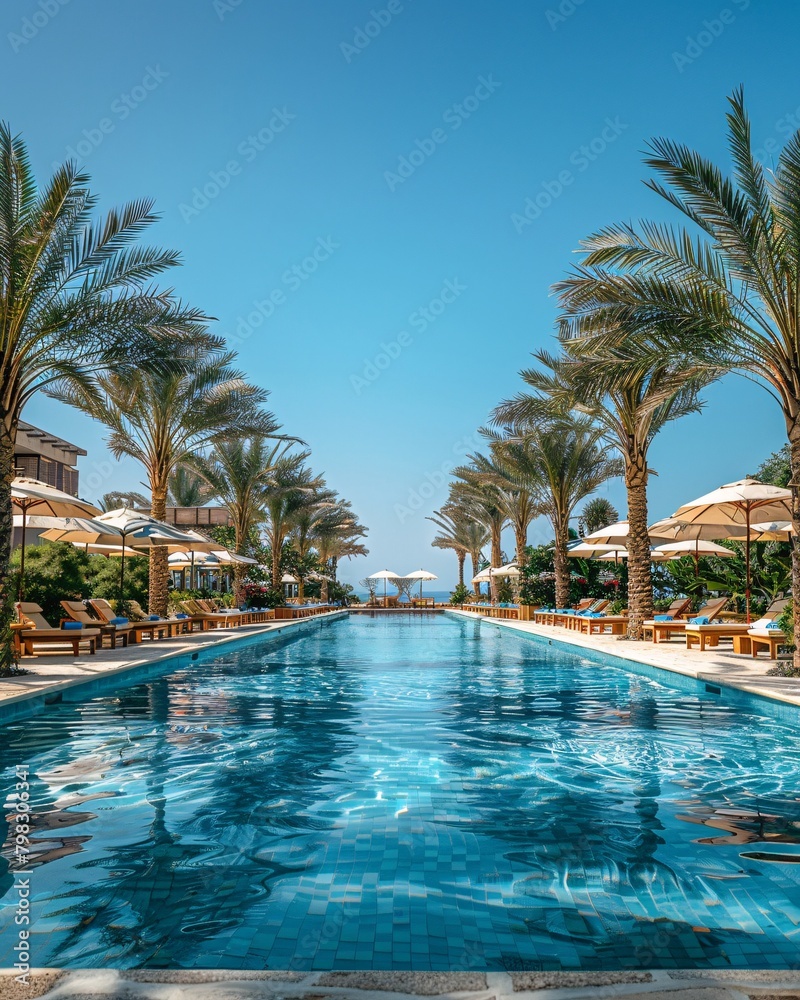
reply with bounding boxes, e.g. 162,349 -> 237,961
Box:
553,518 -> 570,610
490,524 -> 502,600
625,449 -> 653,639
515,524 -> 527,565
298,576 -> 305,600
271,532 -> 281,590
0,413 -> 18,675
471,550 -> 481,596
788,419 -> 800,670
457,550 -> 465,589
149,488 -> 169,617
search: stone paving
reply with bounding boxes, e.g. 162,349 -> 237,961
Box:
4,968 -> 800,1000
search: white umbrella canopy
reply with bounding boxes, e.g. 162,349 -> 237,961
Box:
11,478 -> 101,601
281,573 -> 298,584
368,569 -> 401,602
405,568 -> 438,599
568,541 -> 626,558
671,479 -> 793,620
472,568 -> 492,583
653,539 -> 736,557
490,564 -> 520,577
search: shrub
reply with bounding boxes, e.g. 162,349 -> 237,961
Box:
87,554 -> 149,608
450,583 -> 470,604
242,584 -> 284,609
10,542 -> 91,623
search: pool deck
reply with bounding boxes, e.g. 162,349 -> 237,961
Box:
0,610 -> 347,717
446,609 -> 800,710
6,966 -> 800,1000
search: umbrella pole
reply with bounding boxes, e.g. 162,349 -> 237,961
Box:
18,504 -> 28,604
190,552 -> 195,592
745,506 -> 752,624
120,531 -> 126,607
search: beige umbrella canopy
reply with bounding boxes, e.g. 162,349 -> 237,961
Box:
651,539 -> 736,575
671,479 -> 793,620
368,569 -> 401,603
42,508 -> 202,603
11,478 -> 101,601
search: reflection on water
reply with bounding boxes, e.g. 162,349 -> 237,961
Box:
2,615 -> 800,971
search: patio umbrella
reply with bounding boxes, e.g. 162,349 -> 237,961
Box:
405,568 -> 438,599
11,478 -> 100,601
42,508 -> 202,604
651,538 -> 736,576
671,479 -> 793,621
369,569 -> 401,604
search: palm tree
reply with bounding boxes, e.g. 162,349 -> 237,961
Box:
428,503 -> 490,592
261,454 -> 324,589
467,439 -> 541,562
98,490 -> 150,512
495,350 -> 708,636
0,123 -> 207,671
550,90 -> 800,648
53,344 -> 276,615
189,437 -> 295,600
448,471 -> 508,600
488,418 -> 621,608
168,466 -> 212,508
288,484 -> 337,598
581,497 -> 619,536
314,505 -> 369,599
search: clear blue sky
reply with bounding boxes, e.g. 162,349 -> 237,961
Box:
2,0 -> 795,588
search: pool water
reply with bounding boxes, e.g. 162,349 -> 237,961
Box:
2,614 -> 800,971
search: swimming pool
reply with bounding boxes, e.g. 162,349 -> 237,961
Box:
2,613 -> 800,971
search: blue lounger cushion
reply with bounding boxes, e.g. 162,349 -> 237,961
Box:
689,616 -> 710,625
62,621 -> 83,630
654,615 -> 674,621
766,621 -> 782,629
110,616 -> 128,625
176,613 -> 189,619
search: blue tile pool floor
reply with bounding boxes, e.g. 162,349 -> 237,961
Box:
2,614 -> 800,970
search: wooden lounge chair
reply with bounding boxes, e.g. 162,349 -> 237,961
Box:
180,600 -> 241,630
644,597 -> 729,643
560,600 -> 611,629
686,599 -> 789,652
88,599 -> 177,641
741,600 -> 791,659
60,600 -> 131,649
16,602 -> 100,657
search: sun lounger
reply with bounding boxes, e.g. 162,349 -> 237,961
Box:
88,599 -> 178,641
180,600 -> 242,629
572,615 -> 627,635
60,600 -> 131,649
16,602 -> 101,656
644,597 -> 729,643
686,599 -> 788,652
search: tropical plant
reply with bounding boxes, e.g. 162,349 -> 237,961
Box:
494,350 -> 709,637
450,582 -> 470,604
0,123 -> 207,672
9,542 -> 90,623
52,343 -> 277,615
481,418 -> 621,608
314,504 -> 369,599
581,497 -> 619,535
549,88 -> 800,660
